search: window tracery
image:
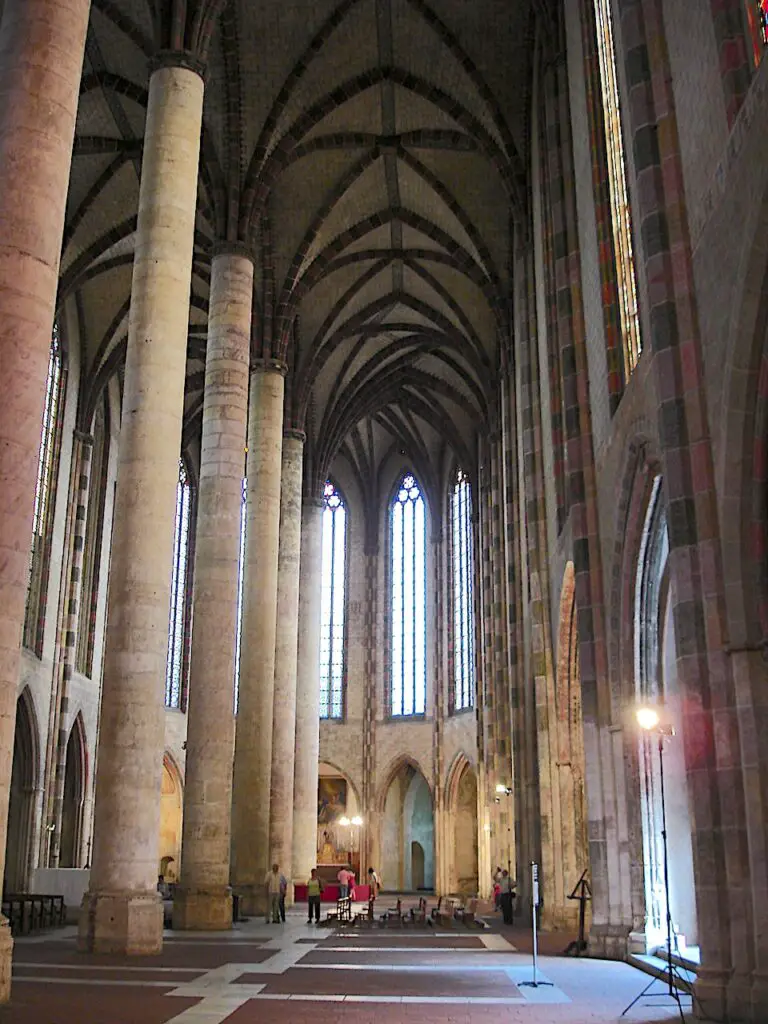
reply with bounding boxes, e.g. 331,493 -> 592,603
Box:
390,472 -> 426,717
24,328 -> 65,653
746,0 -> 768,64
451,468 -> 475,712
320,480 -> 346,719
593,0 -> 642,380
165,459 -> 192,709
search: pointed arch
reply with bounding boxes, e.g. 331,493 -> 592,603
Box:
60,712 -> 87,867
5,688 -> 41,892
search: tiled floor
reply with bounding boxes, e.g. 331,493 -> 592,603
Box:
0,906 -> 695,1022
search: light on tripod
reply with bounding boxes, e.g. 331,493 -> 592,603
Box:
636,706 -> 660,731
622,703 -> 687,1022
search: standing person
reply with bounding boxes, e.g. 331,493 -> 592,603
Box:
279,870 -> 288,923
264,862 -> 283,923
307,867 -> 324,924
493,866 -> 503,910
337,864 -> 351,898
367,866 -> 381,897
499,869 -> 516,925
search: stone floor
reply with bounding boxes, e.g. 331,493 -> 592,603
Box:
0,904 -> 696,1023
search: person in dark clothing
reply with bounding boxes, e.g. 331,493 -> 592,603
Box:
499,869 -> 516,925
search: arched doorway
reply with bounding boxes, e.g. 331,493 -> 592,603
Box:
159,755 -> 183,882
60,715 -> 86,868
451,760 -> 478,894
381,762 -> 434,891
635,479 -> 697,951
5,690 -> 39,893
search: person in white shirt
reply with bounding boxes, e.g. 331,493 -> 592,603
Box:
264,863 -> 284,923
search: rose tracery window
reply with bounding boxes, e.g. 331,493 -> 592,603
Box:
320,480 -> 347,719
390,472 -> 427,717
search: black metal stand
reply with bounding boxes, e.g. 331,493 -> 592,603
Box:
621,733 -> 690,1022
563,869 -> 591,956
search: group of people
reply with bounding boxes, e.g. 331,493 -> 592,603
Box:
264,863 -> 382,924
493,866 -> 517,925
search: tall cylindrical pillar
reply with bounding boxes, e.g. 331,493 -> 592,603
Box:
173,245 -> 253,931
0,0 -> 90,998
79,52 -> 205,955
231,361 -> 285,912
292,498 -> 324,883
268,431 -> 305,892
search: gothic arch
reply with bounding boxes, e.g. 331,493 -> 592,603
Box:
718,173 -> 768,649
159,753 -> 184,882
5,688 -> 41,892
60,712 -> 87,868
376,754 -> 432,815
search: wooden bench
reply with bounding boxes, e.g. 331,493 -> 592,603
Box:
354,894 -> 376,926
325,895 -> 352,924
2,894 -> 65,936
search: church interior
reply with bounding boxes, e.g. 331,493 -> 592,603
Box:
0,0 -> 768,1021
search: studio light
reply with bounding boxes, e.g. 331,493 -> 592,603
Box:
636,706 -> 660,731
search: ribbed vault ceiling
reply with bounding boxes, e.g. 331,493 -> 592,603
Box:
61,0 -> 537,490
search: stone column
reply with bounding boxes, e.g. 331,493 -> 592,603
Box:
0,0 -> 90,998
268,431 -> 304,893
173,245 -> 253,931
79,52 -> 204,955
231,362 -> 285,912
292,498 -> 324,883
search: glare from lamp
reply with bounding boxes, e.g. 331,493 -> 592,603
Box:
339,815 -> 351,827
351,815 -> 363,827
636,706 -> 660,732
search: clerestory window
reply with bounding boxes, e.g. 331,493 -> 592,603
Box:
24,328 -> 65,654
165,459 -> 192,709
451,468 -> 475,712
389,472 -> 426,717
320,480 -> 347,719
593,0 -> 642,380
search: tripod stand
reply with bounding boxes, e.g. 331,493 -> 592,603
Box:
621,726 -> 691,1022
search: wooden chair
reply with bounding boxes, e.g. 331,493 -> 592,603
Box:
354,894 -> 376,926
410,897 -> 428,925
326,895 -> 352,924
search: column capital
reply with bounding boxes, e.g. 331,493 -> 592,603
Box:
303,496 -> 325,510
283,428 -> 306,444
74,430 -> 94,447
150,50 -> 206,81
212,240 -> 255,265
251,358 -> 287,378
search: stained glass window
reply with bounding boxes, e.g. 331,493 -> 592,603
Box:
593,0 -> 642,379
24,328 -> 64,653
165,460 -> 192,709
390,472 -> 426,717
234,476 -> 246,714
451,468 -> 475,711
746,0 -> 768,65
320,480 -> 346,719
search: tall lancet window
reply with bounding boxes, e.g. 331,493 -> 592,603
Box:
165,460 -> 192,709
234,476 -> 246,714
390,472 -> 426,717
24,327 -> 65,654
451,468 -> 475,711
746,0 -> 768,64
320,480 -> 346,719
593,0 -> 641,379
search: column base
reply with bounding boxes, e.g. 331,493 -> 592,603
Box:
233,885 -> 267,917
172,886 -> 232,931
78,891 -> 163,954
586,922 -> 631,960
0,917 -> 13,1002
